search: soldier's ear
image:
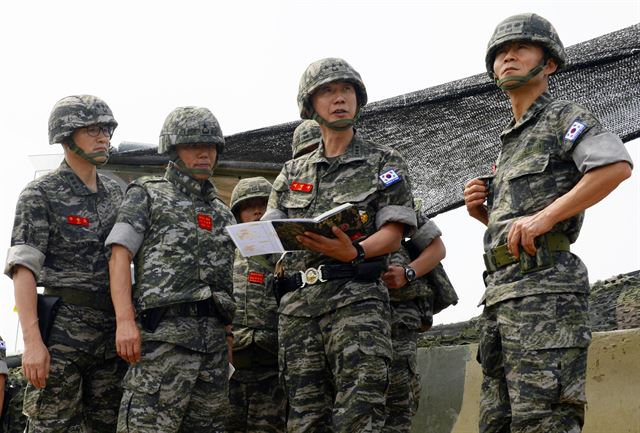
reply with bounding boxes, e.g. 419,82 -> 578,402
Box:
544,57 -> 558,76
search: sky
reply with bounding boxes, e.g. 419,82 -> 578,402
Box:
1,0 -> 638,353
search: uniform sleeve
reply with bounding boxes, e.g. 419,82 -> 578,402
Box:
558,104 -> 634,173
375,149 -> 417,233
4,185 -> 49,279
104,185 -> 150,256
265,167 -> 289,220
410,213 -> 442,251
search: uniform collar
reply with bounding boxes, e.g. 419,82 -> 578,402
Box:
500,91 -> 554,137
308,132 -> 367,165
57,159 -> 105,196
164,161 -> 218,203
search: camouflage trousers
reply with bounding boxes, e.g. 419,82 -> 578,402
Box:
477,293 -> 591,433
383,326 -> 420,433
227,367 -> 286,433
279,299 -> 392,433
117,341 -> 229,433
23,303 -> 126,433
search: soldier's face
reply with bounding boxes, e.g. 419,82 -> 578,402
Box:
493,41 -> 556,80
311,81 -> 357,122
239,198 -> 267,222
71,125 -> 110,163
176,143 -> 217,180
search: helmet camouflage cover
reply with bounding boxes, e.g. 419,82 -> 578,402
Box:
158,106 -> 225,155
485,13 -> 566,79
48,95 -> 118,145
297,57 -> 368,119
230,176 -> 273,214
291,119 -> 322,158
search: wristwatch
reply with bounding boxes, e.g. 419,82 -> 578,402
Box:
404,266 -> 417,283
351,241 -> 366,264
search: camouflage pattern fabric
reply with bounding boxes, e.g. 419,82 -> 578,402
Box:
108,160 -> 235,431
383,324 -> 420,433
22,304 -> 127,433
479,92 -> 630,432
4,160 -> 124,432
279,299 -> 391,433
2,366 -> 27,433
291,120 -> 322,159
266,133 -> 416,318
5,161 -> 123,292
111,162 -> 236,322
485,13 -> 566,78
117,340 -> 228,433
482,93 -> 629,307
227,374 -> 286,433
228,251 -> 285,432
266,133 -> 414,431
48,95 -> 117,145
158,106 -> 224,155
478,294 -> 590,433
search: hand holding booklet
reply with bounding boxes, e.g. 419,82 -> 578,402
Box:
226,203 -> 365,257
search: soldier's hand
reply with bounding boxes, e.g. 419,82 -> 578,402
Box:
116,319 -> 141,364
297,226 -> 356,262
382,265 -> 408,289
507,212 -> 554,258
22,339 -> 50,389
464,179 -> 489,225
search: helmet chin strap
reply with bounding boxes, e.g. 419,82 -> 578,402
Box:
312,110 -> 361,131
496,63 -> 545,91
66,140 -> 109,166
174,158 -> 213,178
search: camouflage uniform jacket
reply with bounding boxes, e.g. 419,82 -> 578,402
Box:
0,337 -> 7,376
4,160 -> 122,294
266,133 -> 416,317
232,251 -> 279,355
106,162 -> 236,321
483,92 -> 633,306
388,212 -> 440,330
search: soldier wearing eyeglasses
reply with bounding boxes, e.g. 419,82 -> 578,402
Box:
4,95 -> 125,432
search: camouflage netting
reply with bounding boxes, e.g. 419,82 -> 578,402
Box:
108,24 -> 639,217
418,270 -> 640,348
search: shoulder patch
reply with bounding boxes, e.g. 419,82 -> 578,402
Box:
564,120 -> 587,142
379,169 -> 402,187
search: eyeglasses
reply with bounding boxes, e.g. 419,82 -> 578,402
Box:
84,125 -> 115,138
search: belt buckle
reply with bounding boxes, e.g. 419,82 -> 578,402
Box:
299,265 -> 327,288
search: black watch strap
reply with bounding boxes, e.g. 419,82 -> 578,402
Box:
351,241 -> 366,264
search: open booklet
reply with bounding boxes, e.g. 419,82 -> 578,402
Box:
226,203 -> 366,257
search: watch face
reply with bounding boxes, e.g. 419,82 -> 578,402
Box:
405,267 -> 417,282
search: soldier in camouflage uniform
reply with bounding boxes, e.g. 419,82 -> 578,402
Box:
227,177 -> 286,433
463,14 -> 633,433
264,58 -> 416,432
106,107 -> 236,433
380,209 -> 446,433
291,120 -> 322,159
4,95 -> 125,432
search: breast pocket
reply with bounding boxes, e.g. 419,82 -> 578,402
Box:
505,153 -> 558,214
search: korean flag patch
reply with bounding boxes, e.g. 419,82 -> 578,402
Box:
564,120 -> 587,142
379,169 -> 402,187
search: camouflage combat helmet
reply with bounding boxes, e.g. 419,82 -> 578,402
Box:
486,13 -> 566,90
230,177 -> 272,215
158,106 -> 225,155
48,95 -> 118,165
292,120 -> 322,158
48,95 -> 118,145
297,57 -> 367,130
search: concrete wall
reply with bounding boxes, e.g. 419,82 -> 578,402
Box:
411,329 -> 640,433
